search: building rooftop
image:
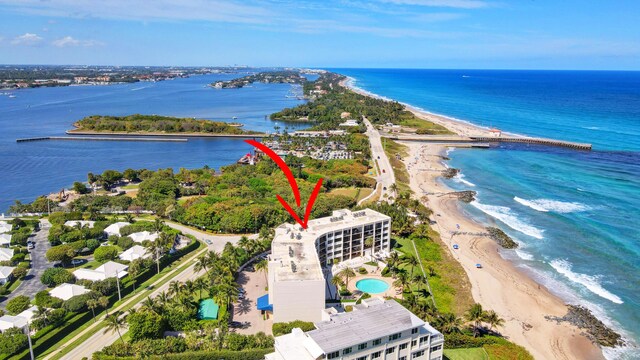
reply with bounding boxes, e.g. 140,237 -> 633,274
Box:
0,266 -> 15,279
270,225 -> 324,282
50,283 -> 90,301
307,299 -> 426,354
269,209 -> 390,283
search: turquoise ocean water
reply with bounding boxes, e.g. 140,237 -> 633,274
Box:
336,69 -> 640,359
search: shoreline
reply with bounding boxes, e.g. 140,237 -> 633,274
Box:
340,78 -> 605,358
402,142 -> 603,360
66,129 -> 267,138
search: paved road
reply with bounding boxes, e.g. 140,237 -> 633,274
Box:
0,219 -> 52,307
57,256 -> 206,360
53,223 -> 257,359
165,221 -> 257,252
363,118 -> 396,202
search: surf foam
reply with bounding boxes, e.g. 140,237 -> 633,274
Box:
471,201 -> 544,239
550,259 -> 624,304
514,197 -> 590,213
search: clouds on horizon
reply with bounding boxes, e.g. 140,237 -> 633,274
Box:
11,32 -> 43,46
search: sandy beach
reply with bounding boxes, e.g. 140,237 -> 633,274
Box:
342,79 -> 605,359
402,141 -> 604,360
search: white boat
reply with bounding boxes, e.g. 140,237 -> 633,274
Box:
8,94 -> 16,98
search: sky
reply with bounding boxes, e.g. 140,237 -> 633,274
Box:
0,0 -> 638,70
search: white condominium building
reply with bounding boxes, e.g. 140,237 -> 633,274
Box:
266,298 -> 444,360
263,209 -> 391,323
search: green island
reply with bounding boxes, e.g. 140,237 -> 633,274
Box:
211,70 -> 307,89
69,114 -> 259,135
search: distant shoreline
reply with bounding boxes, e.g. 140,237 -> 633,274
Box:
340,76 -> 606,359
66,129 -> 268,138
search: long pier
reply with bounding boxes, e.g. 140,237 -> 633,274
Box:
386,134 -> 592,150
17,136 -> 188,143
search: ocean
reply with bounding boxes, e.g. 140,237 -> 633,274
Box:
336,68 -> 640,359
0,73 -> 307,212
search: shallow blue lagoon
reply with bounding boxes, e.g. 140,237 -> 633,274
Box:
0,74 -> 307,211
356,278 -> 390,294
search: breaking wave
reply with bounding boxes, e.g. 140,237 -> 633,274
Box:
514,197 -> 590,213
550,259 -> 623,304
471,201 -> 544,239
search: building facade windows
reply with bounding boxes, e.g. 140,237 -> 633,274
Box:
343,347 -> 353,355
431,345 -> 442,352
389,332 -> 402,341
399,343 -> 408,350
358,342 -> 368,350
411,328 -> 418,334
385,347 -> 395,354
327,351 -> 340,359
372,338 -> 382,346
412,350 -> 425,359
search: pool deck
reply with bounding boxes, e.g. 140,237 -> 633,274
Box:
347,266 -> 400,298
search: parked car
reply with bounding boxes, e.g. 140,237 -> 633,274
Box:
27,243 -> 35,250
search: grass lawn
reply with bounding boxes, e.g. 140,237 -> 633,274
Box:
7,279 -> 22,292
177,195 -> 204,205
394,236 -> 473,316
382,138 -> 411,193
328,187 -> 374,203
444,348 -> 488,360
398,116 -> 453,135
120,184 -> 139,190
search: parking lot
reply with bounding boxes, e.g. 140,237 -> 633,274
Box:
232,265 -> 272,335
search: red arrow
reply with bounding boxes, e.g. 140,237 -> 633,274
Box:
245,140 -> 323,229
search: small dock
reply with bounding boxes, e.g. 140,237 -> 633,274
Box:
17,136 -> 188,143
386,134 -> 592,151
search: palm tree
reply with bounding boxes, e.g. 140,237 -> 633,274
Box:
98,296 -> 110,317
337,268 -> 356,288
128,258 -> 143,293
437,313 -> 463,334
87,299 -> 99,322
152,218 -> 165,233
389,183 -> 398,194
124,213 -> 134,223
330,275 -> 345,299
33,306 -> 51,327
194,278 -> 208,300
393,271 -> 410,293
364,236 -> 374,258
156,291 -> 170,306
483,310 -> 504,332
465,303 -> 485,337
103,312 -> 126,343
168,281 -> 183,297
254,259 -> 268,284
141,297 -> 158,313
194,254 -> 210,276
237,236 -> 250,252
402,254 -> 419,277
387,251 -> 400,268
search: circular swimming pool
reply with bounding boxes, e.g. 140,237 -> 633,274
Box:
355,278 -> 390,294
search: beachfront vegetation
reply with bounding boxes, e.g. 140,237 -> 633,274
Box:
70,114 -> 258,135
271,72 -> 452,134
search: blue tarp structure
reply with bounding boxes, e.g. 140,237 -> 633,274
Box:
256,294 -> 273,311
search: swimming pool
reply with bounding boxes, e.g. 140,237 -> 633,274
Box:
355,278 -> 390,294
